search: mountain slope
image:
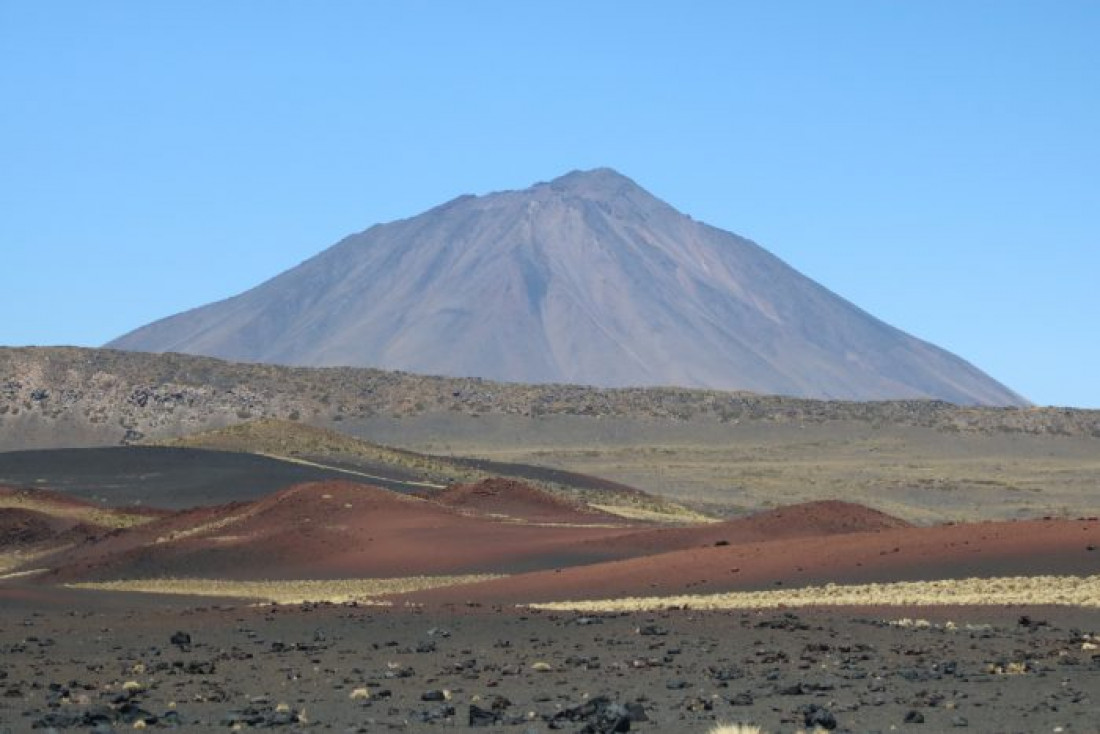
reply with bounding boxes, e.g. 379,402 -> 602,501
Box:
108,169 -> 1025,405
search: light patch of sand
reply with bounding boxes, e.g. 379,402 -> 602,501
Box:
66,574 -> 504,605
442,507 -> 626,528
0,546 -> 71,575
529,575 -> 1100,612
154,506 -> 263,544
255,452 -> 447,489
0,567 -> 49,582
587,503 -> 718,524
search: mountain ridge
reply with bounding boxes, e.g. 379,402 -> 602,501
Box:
4,347 -> 1093,455
108,169 -> 1026,406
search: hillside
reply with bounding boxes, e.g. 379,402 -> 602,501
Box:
4,347 -> 1097,522
108,169 -> 1025,405
155,419 -> 688,518
2,347 -> 1094,454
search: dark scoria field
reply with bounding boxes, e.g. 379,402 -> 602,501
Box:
1,593 -> 1098,734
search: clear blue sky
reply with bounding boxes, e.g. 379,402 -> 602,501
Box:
2,2 -> 1097,407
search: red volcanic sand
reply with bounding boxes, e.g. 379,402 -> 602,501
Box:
580,500 -> 910,558
0,485 -> 163,549
408,516 -> 1100,605
430,478 -> 622,524
30,479 -> 1099,610
41,481 -> 646,582
0,508 -> 101,547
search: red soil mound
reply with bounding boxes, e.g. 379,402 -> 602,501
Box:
0,508 -> 104,547
408,516 -> 1100,606
728,500 -> 911,537
35,486 -> 925,591
41,481 -> 645,582
431,478 -> 619,524
0,486 -> 161,555
577,500 -> 910,557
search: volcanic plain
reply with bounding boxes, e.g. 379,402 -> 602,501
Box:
2,350 -> 1100,732
2,461 -> 1099,733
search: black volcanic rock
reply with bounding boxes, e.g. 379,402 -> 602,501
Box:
108,169 -> 1025,405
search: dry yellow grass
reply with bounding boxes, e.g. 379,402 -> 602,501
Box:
707,725 -> 765,734
0,551 -> 33,576
0,494 -> 152,530
588,502 -> 719,524
0,562 -> 50,580
529,574 -> 1100,612
473,423 -> 1100,524
66,574 -> 503,605
157,418 -> 479,485
255,452 -> 446,488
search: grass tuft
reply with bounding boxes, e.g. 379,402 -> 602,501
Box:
66,574 -> 504,605
530,574 -> 1100,612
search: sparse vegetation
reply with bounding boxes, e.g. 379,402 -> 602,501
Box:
529,574 -> 1100,612
706,724 -> 766,734
66,574 -> 504,605
3,347 -> 1099,523
588,502 -> 718,524
157,418 -> 479,486
3,347 -> 1098,445
0,491 -> 154,530
149,418 -> 704,521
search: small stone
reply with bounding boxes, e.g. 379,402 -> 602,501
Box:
802,703 -> 837,730
469,704 -> 497,727
637,624 -> 668,636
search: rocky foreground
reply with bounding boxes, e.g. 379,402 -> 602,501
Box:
1,593 -> 1098,734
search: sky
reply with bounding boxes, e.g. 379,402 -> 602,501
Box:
1,2 -> 1097,408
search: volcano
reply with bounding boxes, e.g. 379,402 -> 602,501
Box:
108,168 -> 1025,405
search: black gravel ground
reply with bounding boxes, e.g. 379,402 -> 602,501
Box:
0,448 -> 358,508
1,589 -> 1098,734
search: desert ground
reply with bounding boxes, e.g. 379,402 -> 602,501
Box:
1,362 -> 1098,733
1,452 -> 1099,732
335,414 -> 1100,525
2,590 -> 1099,734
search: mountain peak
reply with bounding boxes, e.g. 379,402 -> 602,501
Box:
107,170 -> 1027,406
541,167 -> 643,198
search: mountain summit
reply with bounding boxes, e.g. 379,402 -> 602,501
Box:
108,169 -> 1026,405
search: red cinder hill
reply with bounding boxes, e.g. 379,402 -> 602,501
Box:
38,480 -> 644,582
429,478 -> 622,524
